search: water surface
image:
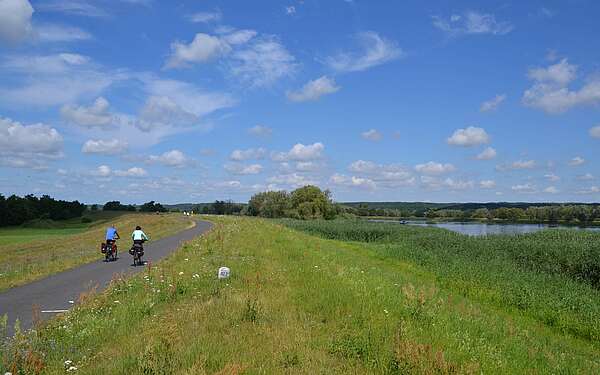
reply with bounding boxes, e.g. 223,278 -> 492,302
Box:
369,219 -> 600,236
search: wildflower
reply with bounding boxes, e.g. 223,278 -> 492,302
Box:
114,301 -> 120,304
384,309 -> 389,314
67,366 -> 78,372
68,300 -> 74,304
185,258 -> 189,261
64,360 -> 73,366
179,272 -> 184,275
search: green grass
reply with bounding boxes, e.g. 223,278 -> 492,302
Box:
2,216 -> 599,374
0,212 -> 193,291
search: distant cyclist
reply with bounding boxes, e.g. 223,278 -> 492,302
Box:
131,225 -> 149,246
105,224 -> 120,246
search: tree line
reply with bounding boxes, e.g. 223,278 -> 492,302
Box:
425,205 -> 600,223
0,194 -> 86,227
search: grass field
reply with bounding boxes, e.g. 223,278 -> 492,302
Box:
0,212 -> 193,291
2,216 -> 599,374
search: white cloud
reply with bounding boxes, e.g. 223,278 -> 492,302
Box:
346,160 -> 414,188
165,33 -> 231,68
568,156 -> 585,166
229,147 -> 266,161
287,76 -> 340,102
36,0 -> 108,17
496,160 -> 536,171
326,31 -> 402,73
480,94 -> 506,112
82,139 -> 128,155
272,143 -> 324,161
329,173 -> 376,190
543,186 -> 559,194
230,35 -> 297,87
187,11 -> 222,23
415,161 -> 456,175
480,180 -> 496,189
528,59 -> 576,86
92,165 -> 112,177
544,173 -> 560,182
0,53 -> 122,107
224,163 -> 263,175
523,59 -> 600,114
475,147 -> 497,160
0,0 -> 33,44
221,30 -> 257,45
147,150 -> 190,168
432,11 -> 513,36
61,97 -> 113,127
114,167 -> 147,177
511,183 -> 536,193
577,173 -> 595,181
589,125 -> 600,139
248,125 -> 272,137
447,126 -> 490,147
361,129 -> 382,141
267,173 -> 317,188
35,24 -> 92,42
577,186 -> 600,195
0,117 -> 63,168
420,176 -> 472,191
286,6 -> 296,15
136,96 -> 198,131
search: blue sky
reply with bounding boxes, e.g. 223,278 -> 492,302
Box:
1,0 -> 599,204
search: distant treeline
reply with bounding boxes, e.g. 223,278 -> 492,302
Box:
0,194 -> 86,227
99,200 -> 167,212
343,202 -> 600,223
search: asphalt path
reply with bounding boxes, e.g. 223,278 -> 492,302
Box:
0,220 -> 213,337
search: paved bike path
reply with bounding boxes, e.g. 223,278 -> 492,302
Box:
0,220 -> 213,337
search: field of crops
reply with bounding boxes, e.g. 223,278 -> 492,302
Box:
281,219 -> 600,342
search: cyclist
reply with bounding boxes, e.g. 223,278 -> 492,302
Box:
131,225 -> 149,247
105,224 -> 120,247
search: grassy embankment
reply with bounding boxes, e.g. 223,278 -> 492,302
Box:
0,211 -> 193,291
2,216 -> 599,374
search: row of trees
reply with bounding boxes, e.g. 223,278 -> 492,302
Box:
0,194 -> 86,227
247,185 -> 339,220
426,205 -> 600,223
194,200 -> 245,215
103,201 -> 137,211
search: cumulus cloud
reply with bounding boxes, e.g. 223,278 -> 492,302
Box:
523,59 -> 600,114
420,176 -> 473,191
287,76 -> 340,102
0,117 -> 63,168
568,156 -> 585,166
415,161 -> 456,175
577,173 -> 594,181
0,0 -> 34,44
361,129 -> 382,141
82,139 -> 128,155
480,94 -> 506,112
511,183 -> 536,193
267,173 -> 317,188
165,33 -> 232,68
224,163 -> 263,175
92,165 -> 112,177
326,31 -> 402,73
577,186 -> 600,195
346,160 -> 415,188
432,11 -> 513,37
114,167 -> 148,177
447,126 -> 490,147
475,147 -> 497,160
544,173 -> 560,182
248,125 -> 272,137
136,96 -> 198,131
330,173 -> 376,190
496,160 -> 536,171
147,150 -> 190,168
480,180 -> 496,189
543,186 -> 559,194
61,97 -> 114,127
272,143 -> 324,161
589,125 -> 600,139
229,148 -> 266,161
